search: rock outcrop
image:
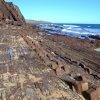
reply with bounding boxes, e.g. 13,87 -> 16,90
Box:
0,0 -> 26,25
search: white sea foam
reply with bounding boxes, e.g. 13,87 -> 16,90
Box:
38,24 -> 100,39
62,29 -> 67,32
67,27 -> 73,29
63,25 -> 80,28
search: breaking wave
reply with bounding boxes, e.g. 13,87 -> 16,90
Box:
38,23 -> 100,39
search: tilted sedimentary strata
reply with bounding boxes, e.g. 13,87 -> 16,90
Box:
0,25 -> 86,100
0,0 -> 100,99
0,22 -> 100,100
36,31 -> 100,100
16,25 -> 100,100
0,0 -> 25,25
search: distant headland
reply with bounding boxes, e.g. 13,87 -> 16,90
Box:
25,19 -> 51,24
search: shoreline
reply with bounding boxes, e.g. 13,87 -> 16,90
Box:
37,23 -> 100,41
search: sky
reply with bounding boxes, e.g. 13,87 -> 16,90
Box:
5,0 -> 100,24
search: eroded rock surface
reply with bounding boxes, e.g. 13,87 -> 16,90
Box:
0,0 -> 25,25
0,25 -> 85,100
0,1 -> 100,99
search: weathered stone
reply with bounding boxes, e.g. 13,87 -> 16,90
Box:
81,81 -> 88,91
81,75 -> 87,82
0,0 -> 25,25
41,33 -> 100,77
56,59 -> 64,67
52,62 -> 58,69
38,50 -> 45,59
41,48 -> 48,56
0,21 -> 3,26
85,87 -> 99,100
43,56 -> 51,66
31,45 -> 35,50
63,65 -> 70,74
96,86 -> 100,97
72,81 -> 82,94
47,53 -> 56,61
56,67 -> 65,76
71,79 -> 88,94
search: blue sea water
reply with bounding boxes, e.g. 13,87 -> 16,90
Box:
38,23 -> 100,39
54,23 -> 100,29
55,23 -> 100,38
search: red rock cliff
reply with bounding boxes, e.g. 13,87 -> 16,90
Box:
0,0 -> 26,25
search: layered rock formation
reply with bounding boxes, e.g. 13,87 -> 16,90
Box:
0,25 -> 85,100
0,0 -> 26,25
0,0 -> 100,99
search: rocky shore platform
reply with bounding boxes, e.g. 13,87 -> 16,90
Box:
0,23 -> 100,100
0,0 -> 100,99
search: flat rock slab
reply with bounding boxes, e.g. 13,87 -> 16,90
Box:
0,26 -> 85,100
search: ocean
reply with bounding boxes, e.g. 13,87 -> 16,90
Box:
38,23 -> 100,39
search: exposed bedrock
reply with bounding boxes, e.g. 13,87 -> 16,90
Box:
89,35 -> 100,40
16,28 -> 100,100
0,0 -> 26,25
39,34 -> 100,78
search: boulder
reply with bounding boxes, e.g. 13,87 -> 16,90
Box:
63,65 -> 70,74
72,80 -> 88,94
52,62 -> 58,69
56,67 -> 65,76
85,87 -> 100,100
81,81 -> 88,91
